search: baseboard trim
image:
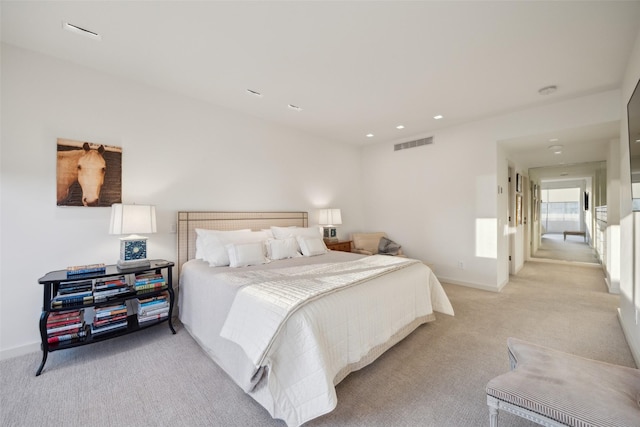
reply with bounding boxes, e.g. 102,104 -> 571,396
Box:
438,277 -> 500,293
617,308 -> 640,368
0,341 -> 40,361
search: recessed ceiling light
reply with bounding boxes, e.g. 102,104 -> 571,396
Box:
433,115 -> 443,120
548,144 -> 563,154
287,104 -> 302,111
538,85 -> 557,95
366,133 -> 374,138
246,89 -> 262,97
549,138 -> 559,142
396,125 -> 405,129
62,22 -> 102,41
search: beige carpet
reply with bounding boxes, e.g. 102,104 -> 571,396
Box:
1,261 -> 634,426
533,232 -> 599,264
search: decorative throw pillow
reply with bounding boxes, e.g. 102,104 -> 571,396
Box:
266,238 -> 301,260
271,226 -> 323,252
195,228 -> 251,260
226,241 -> 268,268
199,230 -> 269,266
378,236 -> 401,256
296,235 -> 328,257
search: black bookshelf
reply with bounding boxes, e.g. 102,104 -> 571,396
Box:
36,259 -> 176,376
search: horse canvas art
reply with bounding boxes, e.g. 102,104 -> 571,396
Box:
56,139 -> 122,207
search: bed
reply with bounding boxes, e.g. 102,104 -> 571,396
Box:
177,211 -> 454,426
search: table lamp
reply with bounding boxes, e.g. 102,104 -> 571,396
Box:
318,208 -> 342,243
109,203 -> 156,269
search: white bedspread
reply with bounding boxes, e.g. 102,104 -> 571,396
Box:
179,252 -> 454,427
220,255 -> 422,367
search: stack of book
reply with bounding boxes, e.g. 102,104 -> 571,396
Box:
134,272 -> 166,293
46,309 -> 86,345
91,303 -> 128,336
137,292 -> 170,325
93,275 -> 134,303
51,280 -> 93,309
66,263 -> 106,278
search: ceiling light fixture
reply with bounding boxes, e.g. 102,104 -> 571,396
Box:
246,89 -> 262,97
548,144 -> 563,154
560,172 -> 569,176
433,115 -> 443,120
549,138 -> 559,142
396,125 -> 405,129
366,133 -> 374,138
538,85 -> 557,95
288,104 -> 302,111
62,21 -> 102,41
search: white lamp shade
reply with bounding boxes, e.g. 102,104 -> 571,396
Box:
109,204 -> 157,235
318,208 -> 342,226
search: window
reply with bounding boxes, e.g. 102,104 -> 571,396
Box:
540,188 -> 580,233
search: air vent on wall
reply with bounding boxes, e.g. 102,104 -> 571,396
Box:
394,136 -> 433,151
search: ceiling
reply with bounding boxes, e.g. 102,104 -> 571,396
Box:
2,1 -> 640,173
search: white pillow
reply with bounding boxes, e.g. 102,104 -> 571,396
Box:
266,238 -> 301,260
199,230 -> 269,267
195,228 -> 250,260
226,241 -> 268,268
296,235 -> 328,257
270,226 -> 322,240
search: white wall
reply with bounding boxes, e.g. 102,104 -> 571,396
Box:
606,139 -> 622,293
361,91 -> 621,292
0,44 -> 365,358
619,29 -> 640,365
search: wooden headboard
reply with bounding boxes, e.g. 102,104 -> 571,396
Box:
176,211 -> 308,276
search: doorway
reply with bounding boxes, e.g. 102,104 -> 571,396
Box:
532,184 -> 598,264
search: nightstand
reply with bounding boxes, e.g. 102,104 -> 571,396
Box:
325,240 -> 352,252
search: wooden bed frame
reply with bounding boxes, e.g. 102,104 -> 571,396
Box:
176,211 -> 308,279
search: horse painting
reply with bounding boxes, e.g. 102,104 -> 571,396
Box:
57,142 -> 106,206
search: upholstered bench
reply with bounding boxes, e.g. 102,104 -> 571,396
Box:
563,231 -> 586,242
486,337 -> 640,427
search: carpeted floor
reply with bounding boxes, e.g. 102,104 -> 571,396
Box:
532,232 -> 598,264
1,261 -> 634,427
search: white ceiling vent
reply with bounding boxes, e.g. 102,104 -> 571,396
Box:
394,136 -> 433,151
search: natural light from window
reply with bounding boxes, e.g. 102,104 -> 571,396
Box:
475,218 -> 497,259
541,187 -> 580,233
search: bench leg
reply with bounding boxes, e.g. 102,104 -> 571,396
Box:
487,395 -> 499,427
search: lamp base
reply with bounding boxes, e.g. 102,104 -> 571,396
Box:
323,227 -> 337,240
118,235 -> 149,270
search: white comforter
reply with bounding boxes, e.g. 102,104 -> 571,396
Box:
179,252 -> 454,426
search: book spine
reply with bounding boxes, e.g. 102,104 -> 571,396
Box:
47,331 -> 87,344
135,283 -> 166,291
47,322 -> 83,334
134,277 -> 164,285
51,296 -> 93,307
139,306 -> 169,317
138,313 -> 169,323
94,308 -> 127,318
67,267 -> 106,276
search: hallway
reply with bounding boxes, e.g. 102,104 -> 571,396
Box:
532,232 -> 599,264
